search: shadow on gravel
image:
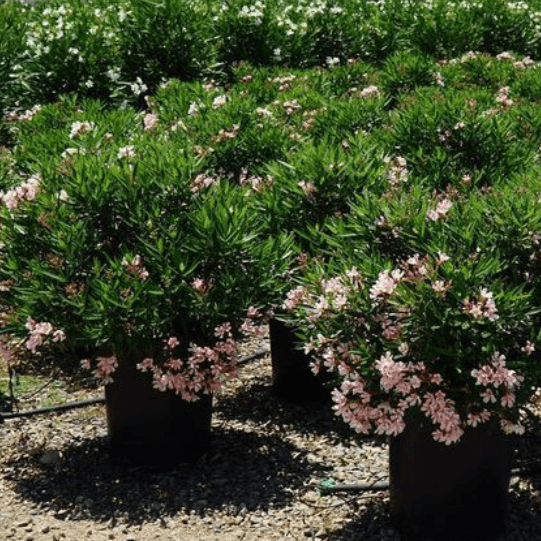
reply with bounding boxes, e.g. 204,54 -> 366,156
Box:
6,425 -> 333,526
215,378 -> 388,449
324,498 -> 395,541
505,410 -> 541,539
322,411 -> 541,541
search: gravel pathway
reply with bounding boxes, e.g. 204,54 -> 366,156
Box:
2,336 -> 541,541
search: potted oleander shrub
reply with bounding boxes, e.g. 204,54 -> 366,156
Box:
285,177 -> 541,540
0,99 -> 295,465
257,87 -> 388,401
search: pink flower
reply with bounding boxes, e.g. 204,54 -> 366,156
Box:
466,410 -> 492,427
52,329 -> 66,342
298,181 -> 317,194
481,389 -> 497,403
137,357 -> 154,372
369,269 -> 403,300
283,286 -> 309,311
118,146 -> 135,159
240,319 -> 265,338
26,333 -> 43,352
501,391 -> 515,408
93,355 -> 118,384
34,322 -> 53,335
496,87 -> 513,108
214,323 -> 232,338
80,358 -> 91,370
191,173 -> 217,193
500,419 -> 525,435
212,95 -> 228,109
25,317 -> 37,331
359,86 -> 380,99
167,358 -> 183,370
432,425 -> 464,445
522,341 -> 535,355
385,156 -> 408,187
247,306 -> 261,318
191,278 -> 209,294
143,113 -> 159,130
69,121 -> 95,139
426,198 -> 453,221
462,289 -> 499,321
436,252 -> 450,265
166,336 -> 180,350
431,280 -> 448,293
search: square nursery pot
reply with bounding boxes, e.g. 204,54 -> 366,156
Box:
105,359 -> 212,466
269,317 -> 332,403
390,413 -> 513,541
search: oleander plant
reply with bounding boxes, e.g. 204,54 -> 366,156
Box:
3,0 -> 541,414
284,176 -> 541,443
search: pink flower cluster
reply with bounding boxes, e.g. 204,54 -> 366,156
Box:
121,255 -> 149,280
462,288 -> 498,321
239,169 -> 274,193
212,95 -> 228,109
5,105 -> 42,122
496,86 -> 513,108
1,174 -> 41,210
375,352 -> 422,395
25,317 -> 66,352
285,252 -> 534,444
330,350 -> 465,444
282,285 -> 310,312
191,173 -> 218,193
358,85 -> 380,99
214,124 -> 240,143
421,391 -> 464,444
86,355 -> 118,384
81,321 -> 242,400
384,156 -> 408,187
69,121 -> 95,139
471,352 -> 523,410
283,100 -> 302,115
331,379 -> 407,437
369,269 -> 404,301
143,113 -> 159,130
426,198 -> 453,221
191,278 -> 211,295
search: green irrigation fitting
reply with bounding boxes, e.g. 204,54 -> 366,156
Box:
318,478 -> 389,496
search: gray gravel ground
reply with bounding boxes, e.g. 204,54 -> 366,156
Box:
2,335 -> 541,541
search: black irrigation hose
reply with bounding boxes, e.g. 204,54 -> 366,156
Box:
318,464 -> 541,495
0,347 -> 271,423
319,480 -> 390,495
237,346 -> 270,365
0,397 -> 105,423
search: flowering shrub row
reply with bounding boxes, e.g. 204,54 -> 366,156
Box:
3,10 -> 541,429
4,0 -> 541,137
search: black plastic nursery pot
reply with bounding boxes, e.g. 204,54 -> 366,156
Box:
105,360 -> 212,466
269,317 -> 331,403
389,413 -> 513,541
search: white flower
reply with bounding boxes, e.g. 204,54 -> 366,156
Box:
326,57 -> 340,68
117,146 -> 135,159
212,95 -> 227,109
130,77 -> 148,96
188,100 -> 203,116
69,121 -> 95,139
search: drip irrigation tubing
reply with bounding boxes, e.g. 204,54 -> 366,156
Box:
319,480 -> 389,495
0,397 -> 105,422
0,346 -> 271,423
317,463 -> 541,495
